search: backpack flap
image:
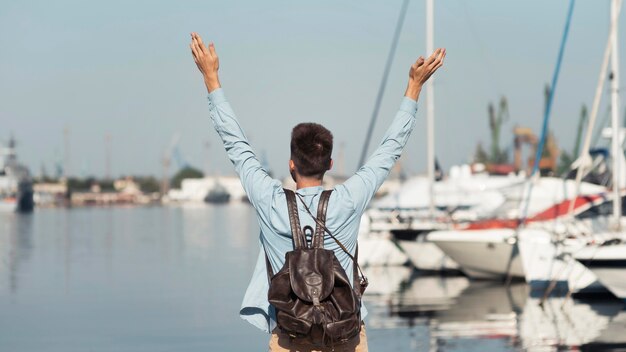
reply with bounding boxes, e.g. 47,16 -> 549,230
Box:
287,248 -> 335,305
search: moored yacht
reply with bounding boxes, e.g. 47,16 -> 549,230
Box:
516,227 -> 606,295
428,228 -> 523,279
365,167 -> 524,271
427,177 -> 607,280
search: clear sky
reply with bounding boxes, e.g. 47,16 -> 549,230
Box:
1,0 -> 624,180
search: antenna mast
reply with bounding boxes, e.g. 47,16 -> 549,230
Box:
426,0 -> 436,217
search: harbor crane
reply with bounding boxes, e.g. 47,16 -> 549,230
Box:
161,134 -> 187,196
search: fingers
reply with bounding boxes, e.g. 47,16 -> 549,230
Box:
410,56 -> 424,77
190,42 -> 199,61
190,32 -> 207,58
424,48 -> 441,66
433,48 -> 446,70
435,49 -> 446,69
437,48 -> 446,61
412,56 -> 424,68
427,48 -> 446,72
190,33 -> 201,59
208,42 -> 217,58
410,48 -> 445,83
190,32 -> 217,61
194,33 -> 209,55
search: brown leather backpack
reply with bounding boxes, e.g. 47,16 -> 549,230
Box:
265,189 -> 368,346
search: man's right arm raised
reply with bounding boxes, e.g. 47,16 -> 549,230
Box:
190,32 -> 279,211
341,48 -> 446,214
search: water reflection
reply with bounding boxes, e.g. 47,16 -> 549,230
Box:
0,212 -> 34,294
520,297 -> 621,350
363,266 -> 625,351
434,281 -> 525,342
1,207 -> 625,351
0,206 -> 268,352
583,310 -> 626,351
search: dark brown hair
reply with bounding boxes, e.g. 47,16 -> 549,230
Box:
290,123 -> 333,179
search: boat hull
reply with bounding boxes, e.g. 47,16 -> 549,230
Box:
588,266 -> 626,300
576,243 -> 626,300
358,232 -> 409,267
428,229 -> 525,279
394,235 -> 459,272
517,229 -> 602,295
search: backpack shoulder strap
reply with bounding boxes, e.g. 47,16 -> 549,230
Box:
264,251 -> 274,278
312,190 -> 332,248
293,190 -> 369,295
284,189 -> 306,249
353,245 -> 363,295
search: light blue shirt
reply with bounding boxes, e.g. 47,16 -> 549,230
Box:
207,88 -> 418,333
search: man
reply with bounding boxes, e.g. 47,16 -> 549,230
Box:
190,32 -> 445,351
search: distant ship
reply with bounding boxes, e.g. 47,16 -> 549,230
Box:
0,137 -> 34,212
203,181 -> 230,204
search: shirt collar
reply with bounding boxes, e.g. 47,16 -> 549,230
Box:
295,185 -> 324,196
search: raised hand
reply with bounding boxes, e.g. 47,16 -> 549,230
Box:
190,32 -> 221,92
405,48 -> 446,101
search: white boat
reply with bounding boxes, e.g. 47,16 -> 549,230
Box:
357,230 -> 410,267
365,168 -> 524,271
428,228 -> 523,279
428,222 -> 608,288
516,228 -> 605,295
167,176 -> 245,203
391,232 -> 459,271
357,213 -> 410,267
427,178 -> 607,280
575,240 -> 626,301
370,168 -> 518,224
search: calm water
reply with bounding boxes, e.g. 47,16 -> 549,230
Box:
1,205 -> 624,351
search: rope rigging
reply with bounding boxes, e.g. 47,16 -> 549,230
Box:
357,0 -> 410,170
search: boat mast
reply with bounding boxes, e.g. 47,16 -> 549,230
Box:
567,0 -> 622,218
426,0 -> 435,217
610,0 -> 622,228
357,0 -> 409,170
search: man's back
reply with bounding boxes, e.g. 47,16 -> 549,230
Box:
256,186 -> 362,290
205,87 -> 418,332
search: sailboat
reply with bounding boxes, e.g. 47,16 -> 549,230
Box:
567,0 -> 626,300
427,177 -> 608,281
430,0 -> 626,300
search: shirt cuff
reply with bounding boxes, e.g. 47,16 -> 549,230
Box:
399,97 -> 418,116
207,88 -> 227,107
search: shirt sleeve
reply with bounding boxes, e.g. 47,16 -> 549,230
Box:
339,97 -> 418,214
207,88 -> 281,211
